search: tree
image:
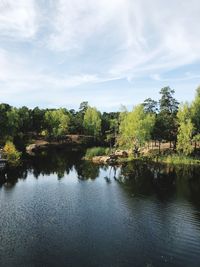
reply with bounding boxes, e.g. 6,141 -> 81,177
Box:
31,107 -> 46,134
18,106 -> 31,134
3,141 -> 21,166
118,105 -> 155,149
0,104 -> 12,140
44,108 -> 70,138
79,101 -> 89,114
191,86 -> 200,134
155,87 -> 179,144
177,103 -> 194,155
6,107 -> 20,138
159,86 -> 179,114
106,118 -> 118,146
143,98 -> 158,113
83,107 -> 101,138
101,112 -> 119,146
67,102 -> 89,134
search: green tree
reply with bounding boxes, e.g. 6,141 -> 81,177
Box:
154,87 -> 179,144
31,107 -> 46,134
143,98 -> 158,113
118,105 -> 155,149
0,104 -> 12,140
191,86 -> 200,133
18,106 -> 31,134
102,112 -> 119,146
6,107 -> 20,138
83,107 -> 101,138
3,141 -> 21,166
159,86 -> 179,114
79,101 -> 89,114
44,108 -> 70,138
177,103 -> 194,155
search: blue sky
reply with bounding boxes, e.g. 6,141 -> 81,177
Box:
0,0 -> 200,111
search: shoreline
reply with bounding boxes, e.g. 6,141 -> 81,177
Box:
85,150 -> 200,166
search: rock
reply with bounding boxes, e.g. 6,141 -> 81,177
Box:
91,150 -> 128,165
109,154 -> 118,160
26,141 -> 49,154
114,150 -> 128,158
26,144 -> 37,153
92,156 -> 110,164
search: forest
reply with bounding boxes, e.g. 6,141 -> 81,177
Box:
1,86 -> 200,161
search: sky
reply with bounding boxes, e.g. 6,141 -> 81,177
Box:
0,0 -> 200,111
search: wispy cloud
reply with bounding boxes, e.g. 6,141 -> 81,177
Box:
0,0 -> 199,109
0,0 -> 39,39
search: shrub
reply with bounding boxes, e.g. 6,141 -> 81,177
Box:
3,141 -> 22,166
85,147 -> 110,159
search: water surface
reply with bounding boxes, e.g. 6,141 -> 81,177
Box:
0,148 -> 200,267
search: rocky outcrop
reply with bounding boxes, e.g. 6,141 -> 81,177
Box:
92,156 -> 111,164
114,150 -> 128,158
91,150 -> 129,164
26,144 -> 37,153
26,141 -> 49,154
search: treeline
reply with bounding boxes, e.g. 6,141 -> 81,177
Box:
0,101 -> 118,147
119,86 -> 200,156
1,86 -> 200,156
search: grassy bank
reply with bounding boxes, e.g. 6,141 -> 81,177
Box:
84,147 -> 110,159
151,154 -> 200,165
84,146 -> 200,166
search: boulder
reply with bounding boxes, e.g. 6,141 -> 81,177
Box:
114,150 -> 128,158
26,144 -> 37,153
92,156 -> 110,164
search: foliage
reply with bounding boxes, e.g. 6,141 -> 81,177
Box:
83,106 -> 102,138
155,87 -> 179,142
6,107 -> 20,138
44,108 -> 70,138
159,86 -> 179,114
79,101 -> 89,114
177,103 -> 194,155
100,109 -> 119,147
193,133 -> 200,142
0,104 -> 20,141
177,122 -> 194,155
191,86 -> 200,133
31,107 -> 46,134
85,147 -> 110,159
0,85 -> 199,163
118,104 -> 155,149
3,141 -> 22,166
143,98 -> 158,113
18,106 -> 31,133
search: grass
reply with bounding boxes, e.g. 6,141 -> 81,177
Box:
85,147 -> 110,159
152,154 -> 200,165
85,146 -> 200,166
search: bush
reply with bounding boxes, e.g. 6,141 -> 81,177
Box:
3,141 -> 22,166
85,147 -> 110,159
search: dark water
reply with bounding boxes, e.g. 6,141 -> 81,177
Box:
0,148 -> 200,267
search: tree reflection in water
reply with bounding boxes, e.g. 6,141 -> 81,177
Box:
0,148 -> 200,207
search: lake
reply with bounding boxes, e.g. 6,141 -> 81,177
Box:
0,148 -> 200,267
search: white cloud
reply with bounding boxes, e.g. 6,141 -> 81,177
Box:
0,0 -> 200,108
46,0 -> 200,79
0,0 -> 38,38
48,0 -> 124,51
